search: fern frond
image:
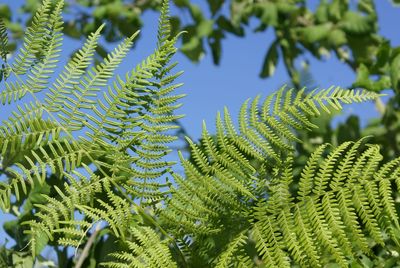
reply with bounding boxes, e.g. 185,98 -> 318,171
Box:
292,203 -> 321,266
0,18 -> 8,63
157,0 -> 171,47
352,184 -> 385,245
102,227 -> 177,268
11,0 -> 52,75
45,24 -> 105,112
0,114 -> 62,159
58,31 -> 138,129
163,86 -> 380,235
215,231 -> 248,268
0,138 -> 87,209
25,169 -> 122,251
252,217 -> 290,267
0,18 -> 9,82
321,192 -> 354,257
313,141 -> 352,196
298,143 -> 328,199
304,196 -> 348,266
277,207 -> 306,266
166,128 -> 400,267
1,0 -> 63,105
0,1 -> 188,260
336,188 -> 372,255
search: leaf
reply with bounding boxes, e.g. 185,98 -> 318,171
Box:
208,29 -> 224,65
299,23 -> 332,43
181,28 -> 204,61
93,6 -> 107,19
260,40 -> 279,78
189,4 -> 203,23
315,0 -> 329,23
353,64 -> 390,92
197,19 -> 214,37
390,53 -> 400,92
358,0 -> 375,15
63,22 -> 81,39
276,3 -> 297,13
10,252 -> 34,268
174,0 -> 190,7
373,41 -> 390,72
337,115 -> 360,144
3,219 -> 20,242
0,4 -> 11,20
327,29 -> 346,47
328,0 -> 345,21
170,16 -> 181,37
347,35 -> 380,64
231,1 -> 249,26
207,0 -> 224,16
354,64 -> 370,87
216,16 -> 244,36
258,2 -> 278,26
340,11 -> 374,34
27,182 -> 51,205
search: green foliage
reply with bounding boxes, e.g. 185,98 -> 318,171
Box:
2,1 -> 396,88
5,1 -> 400,162
161,90 -> 400,267
1,0 -> 400,267
102,226 -> 178,268
1,0 -> 183,263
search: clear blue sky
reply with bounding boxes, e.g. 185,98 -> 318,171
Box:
1,0 -> 399,246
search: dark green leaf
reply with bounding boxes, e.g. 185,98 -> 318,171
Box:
63,22 -> 81,39
260,40 -> 279,78
276,3 -> 297,13
216,16 -> 244,36
354,63 -> 390,92
208,29 -> 224,65
337,115 -> 360,144
207,0 -> 224,16
390,54 -> 400,92
170,16 -> 181,37
173,0 -> 190,7
181,27 -> 204,61
0,5 -> 11,20
373,41 -> 390,72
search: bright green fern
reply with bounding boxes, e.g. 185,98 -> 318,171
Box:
1,0 -> 400,267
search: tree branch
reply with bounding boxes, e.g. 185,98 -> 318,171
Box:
74,223 -> 102,268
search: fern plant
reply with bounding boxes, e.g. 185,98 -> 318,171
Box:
1,0 -> 400,267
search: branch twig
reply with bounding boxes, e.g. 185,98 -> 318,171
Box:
74,223 -> 102,268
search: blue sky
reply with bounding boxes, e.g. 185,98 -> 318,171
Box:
1,0 -> 399,247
